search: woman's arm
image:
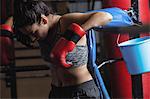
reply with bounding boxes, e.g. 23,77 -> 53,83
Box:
50,12 -> 113,67
81,12 -> 113,30
61,12 -> 113,31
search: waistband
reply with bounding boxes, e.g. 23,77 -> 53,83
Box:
51,80 -> 96,92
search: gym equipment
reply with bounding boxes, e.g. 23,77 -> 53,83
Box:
118,36 -> 150,75
0,24 -> 17,98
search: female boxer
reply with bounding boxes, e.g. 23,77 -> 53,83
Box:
14,0 -> 133,98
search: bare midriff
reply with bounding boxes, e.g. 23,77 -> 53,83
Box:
51,64 -> 93,87
49,35 -> 92,86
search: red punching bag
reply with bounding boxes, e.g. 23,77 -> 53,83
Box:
0,0 -> 17,98
102,0 -> 132,98
139,0 -> 150,98
139,0 -> 150,37
1,0 -> 14,66
0,23 -> 14,66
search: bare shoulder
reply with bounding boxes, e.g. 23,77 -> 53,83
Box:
59,13 -> 89,31
59,11 -> 112,31
62,11 -> 110,18
61,11 -> 111,23
61,12 -> 89,24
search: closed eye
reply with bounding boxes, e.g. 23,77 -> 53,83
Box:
27,32 -> 36,41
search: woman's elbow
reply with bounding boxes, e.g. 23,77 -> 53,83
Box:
103,12 -> 113,23
94,12 -> 113,27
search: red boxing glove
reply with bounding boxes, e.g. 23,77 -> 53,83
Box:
0,24 -> 13,32
50,23 -> 86,68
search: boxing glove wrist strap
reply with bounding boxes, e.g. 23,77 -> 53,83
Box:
63,23 -> 86,43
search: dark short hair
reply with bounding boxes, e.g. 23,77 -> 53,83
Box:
14,0 -> 54,28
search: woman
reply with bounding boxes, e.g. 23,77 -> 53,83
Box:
14,0 -> 133,98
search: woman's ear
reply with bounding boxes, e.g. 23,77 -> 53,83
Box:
40,14 -> 48,25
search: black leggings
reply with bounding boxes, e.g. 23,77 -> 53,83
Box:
49,80 -> 100,99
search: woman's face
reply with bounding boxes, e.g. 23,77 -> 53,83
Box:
19,15 -> 50,41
